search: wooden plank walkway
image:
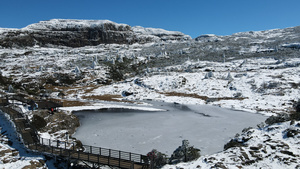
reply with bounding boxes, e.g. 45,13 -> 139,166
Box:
28,143 -> 147,169
0,105 -> 149,169
27,138 -> 149,169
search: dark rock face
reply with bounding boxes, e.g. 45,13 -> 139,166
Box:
0,19 -> 191,48
29,26 -> 134,47
0,30 -> 35,47
0,22 -> 134,47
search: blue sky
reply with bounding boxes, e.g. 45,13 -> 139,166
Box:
1,0 -> 299,38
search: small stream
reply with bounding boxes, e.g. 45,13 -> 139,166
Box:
73,101 -> 266,156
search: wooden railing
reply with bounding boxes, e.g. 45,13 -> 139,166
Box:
1,104 -> 149,169
28,137 -> 149,168
82,144 -> 147,164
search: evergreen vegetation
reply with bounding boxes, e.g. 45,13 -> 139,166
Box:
31,115 -> 47,130
147,140 -> 201,168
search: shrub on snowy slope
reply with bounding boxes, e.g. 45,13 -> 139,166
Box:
147,140 -> 200,168
169,140 -> 201,164
265,113 -> 290,125
291,99 -> 300,120
31,114 -> 47,130
0,72 -> 8,86
106,57 -> 146,81
294,100 -> 300,112
147,149 -> 168,169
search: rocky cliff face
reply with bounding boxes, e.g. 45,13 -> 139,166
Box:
0,19 -> 191,48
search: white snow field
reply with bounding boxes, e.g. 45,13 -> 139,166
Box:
72,102 -> 266,156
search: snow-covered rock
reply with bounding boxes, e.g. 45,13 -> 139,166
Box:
162,120 -> 300,169
133,26 -> 191,42
282,43 -> 300,49
194,34 -> 221,42
23,19 -> 129,31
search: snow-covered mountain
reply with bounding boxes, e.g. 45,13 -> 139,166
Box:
0,20 -> 300,168
0,19 -> 191,47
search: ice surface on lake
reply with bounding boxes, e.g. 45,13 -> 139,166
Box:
73,102 -> 266,155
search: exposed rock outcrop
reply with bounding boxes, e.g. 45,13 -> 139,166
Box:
0,19 -> 191,48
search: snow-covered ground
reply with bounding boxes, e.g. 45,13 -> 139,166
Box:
59,102 -> 165,114
162,120 -> 300,169
0,40 -> 299,117
82,57 -> 300,116
0,111 -> 54,169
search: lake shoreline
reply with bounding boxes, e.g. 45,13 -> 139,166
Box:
71,101 -> 267,156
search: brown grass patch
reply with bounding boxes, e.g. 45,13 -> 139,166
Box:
62,100 -> 89,107
22,160 -> 46,169
44,84 -> 82,94
162,92 -> 247,101
82,94 -> 122,102
83,85 -> 99,94
45,84 -> 100,95
0,149 -> 12,157
163,92 -> 209,100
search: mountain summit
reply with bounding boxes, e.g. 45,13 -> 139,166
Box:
0,19 -> 191,48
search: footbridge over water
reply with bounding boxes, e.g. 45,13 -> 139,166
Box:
0,104 -> 150,169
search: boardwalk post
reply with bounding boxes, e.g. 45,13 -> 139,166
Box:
98,153 -> 99,164
49,139 -> 51,147
90,146 -> 92,154
119,151 -> 121,167
99,147 -> 101,156
108,149 -> 111,165
129,152 -> 131,161
65,141 -> 66,149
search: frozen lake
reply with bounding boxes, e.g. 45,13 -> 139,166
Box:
73,102 -> 266,156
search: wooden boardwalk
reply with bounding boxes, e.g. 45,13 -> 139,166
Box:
0,105 -> 149,169
28,141 -> 148,169
28,144 -> 148,169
